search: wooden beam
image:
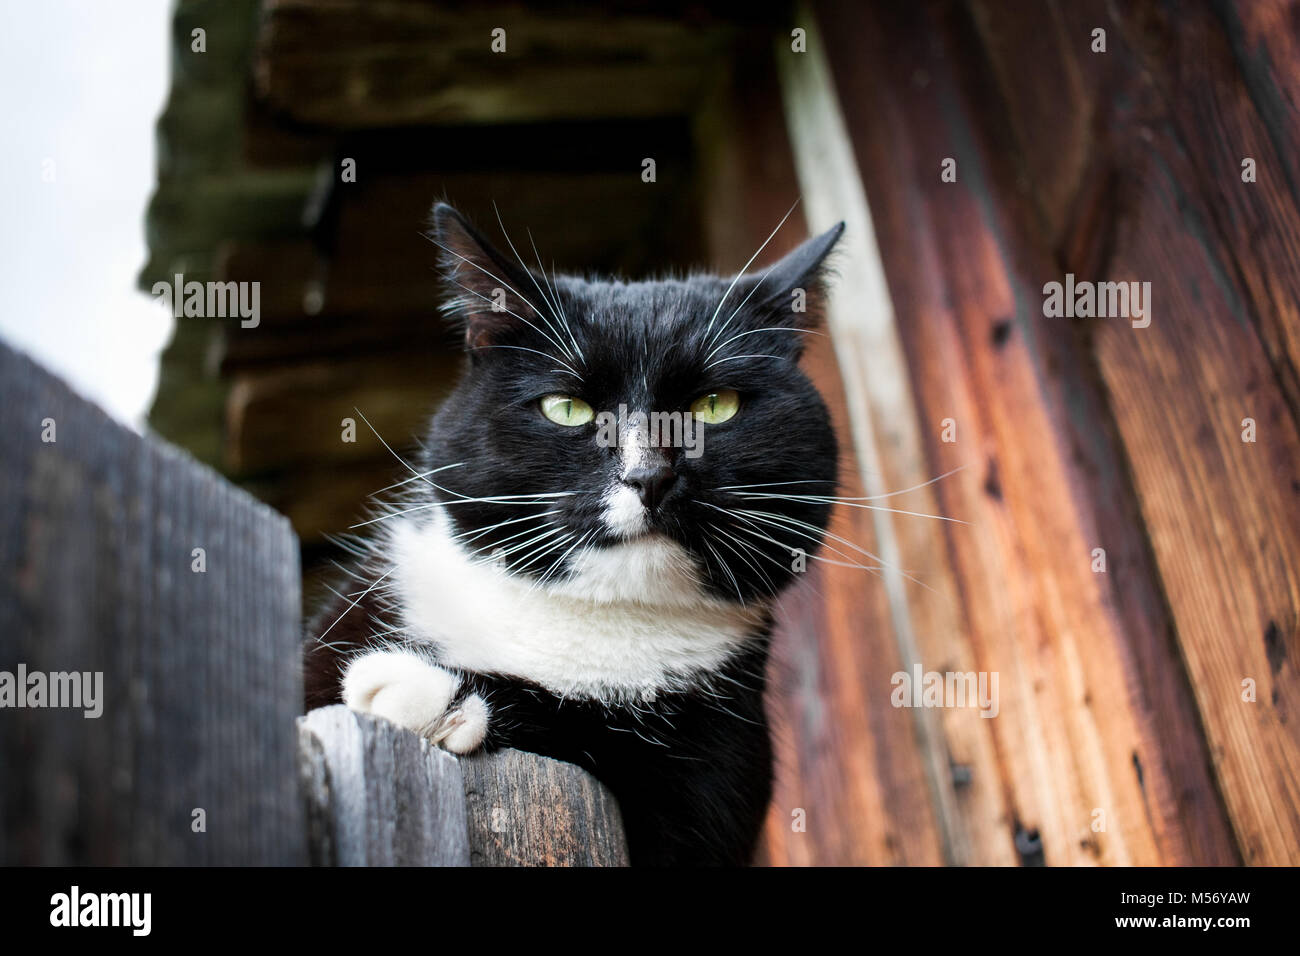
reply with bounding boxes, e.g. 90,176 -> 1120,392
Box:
224,352 -> 462,476
299,706 -> 471,865
970,0 -> 1300,866
256,0 -> 735,126
461,748 -> 629,866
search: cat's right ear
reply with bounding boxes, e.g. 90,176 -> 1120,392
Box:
429,203 -> 540,352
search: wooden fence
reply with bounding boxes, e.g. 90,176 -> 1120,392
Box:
0,342 -> 627,866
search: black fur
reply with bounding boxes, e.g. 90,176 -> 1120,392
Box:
305,203 -> 843,866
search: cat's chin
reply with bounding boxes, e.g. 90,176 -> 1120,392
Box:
551,530 -> 720,608
601,527 -> 663,546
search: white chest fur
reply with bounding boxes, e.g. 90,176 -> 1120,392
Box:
386,512 -> 764,703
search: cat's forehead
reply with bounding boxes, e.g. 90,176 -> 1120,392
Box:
525,276 -> 767,402
562,276 -> 729,347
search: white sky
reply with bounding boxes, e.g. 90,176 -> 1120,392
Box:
0,0 -> 173,428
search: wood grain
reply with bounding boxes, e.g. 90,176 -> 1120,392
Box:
461,748 -> 629,866
224,352 -> 462,476
778,10 -> 1015,866
812,0 -> 1243,864
0,341 -> 306,864
299,706 -> 628,867
965,0 -> 1300,865
298,705 -> 470,866
697,37 -> 949,865
255,0 -> 734,126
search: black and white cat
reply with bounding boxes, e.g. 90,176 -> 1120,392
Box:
305,203 -> 843,866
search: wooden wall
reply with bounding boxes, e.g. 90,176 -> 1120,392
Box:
746,0 -> 1297,865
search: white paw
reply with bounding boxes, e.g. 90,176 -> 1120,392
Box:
341,649 -> 489,754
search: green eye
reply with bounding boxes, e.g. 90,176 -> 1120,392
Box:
540,394 -> 594,426
690,389 -> 740,424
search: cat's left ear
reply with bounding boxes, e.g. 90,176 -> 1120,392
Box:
429,202 -> 544,353
732,221 -> 845,357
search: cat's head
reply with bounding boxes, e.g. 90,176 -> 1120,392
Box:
418,202 -> 842,606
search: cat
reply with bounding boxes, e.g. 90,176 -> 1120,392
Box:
304,202 -> 844,866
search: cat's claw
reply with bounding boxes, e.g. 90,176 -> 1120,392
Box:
341,649 -> 489,754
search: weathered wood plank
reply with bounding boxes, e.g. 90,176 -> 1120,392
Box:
217,169 -> 701,331
298,706 -> 470,866
224,352 -> 462,476
813,0 -> 1242,864
961,0 -> 1300,865
255,0 -> 735,126
1086,108 -> 1300,865
460,748 -> 629,867
696,37 -> 949,865
299,706 -> 628,867
1049,0 -> 1300,426
0,341 -> 305,864
777,7 -> 1013,866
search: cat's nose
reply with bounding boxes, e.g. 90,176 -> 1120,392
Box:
624,464 -> 676,512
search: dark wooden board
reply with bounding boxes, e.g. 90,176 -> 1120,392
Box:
255,0 -> 736,126
0,341 -> 305,864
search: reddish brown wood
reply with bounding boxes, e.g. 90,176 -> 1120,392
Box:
698,43 -> 948,865
814,0 -> 1244,864
969,0 -> 1300,865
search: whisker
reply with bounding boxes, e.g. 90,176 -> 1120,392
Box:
454,510 -> 560,545
729,520 -> 884,578
734,492 -> 967,525
490,202 -> 578,363
422,231 -> 552,337
705,260 -> 780,354
525,219 -> 585,363
349,494 -> 568,529
354,406 -> 429,486
321,531 -> 369,559
736,507 -> 935,592
535,529 -> 593,587
702,198 -> 800,343
705,353 -> 788,368
705,325 -> 824,362
732,507 -> 887,572
717,479 -> 840,491
464,519 -> 559,556
699,504 -> 816,575
718,465 -> 965,501
702,536 -> 746,605
517,531 -> 579,580
708,524 -> 777,593
476,525 -> 564,564
469,343 -> 581,378
369,462 -> 466,498
446,276 -> 578,369
317,565 -> 397,640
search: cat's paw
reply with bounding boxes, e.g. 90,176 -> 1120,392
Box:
341,649 -> 489,754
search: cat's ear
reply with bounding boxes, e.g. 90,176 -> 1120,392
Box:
429,202 -> 541,351
731,221 -> 844,357
753,221 -> 845,322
